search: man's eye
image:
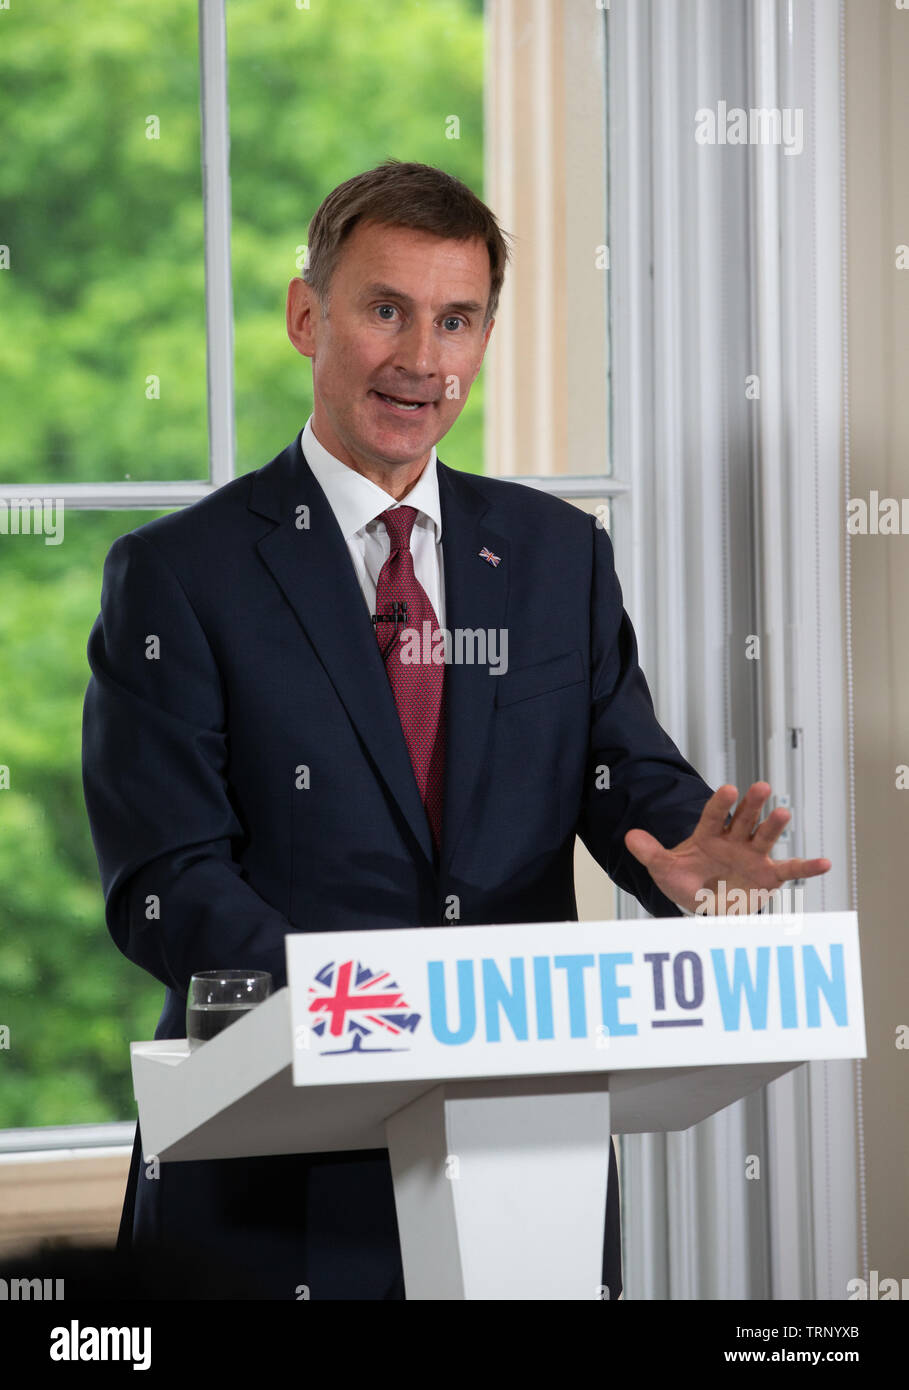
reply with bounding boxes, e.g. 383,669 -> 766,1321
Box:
443,317 -> 465,332
376,304 -> 397,320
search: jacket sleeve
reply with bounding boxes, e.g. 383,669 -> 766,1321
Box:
577,516 -> 715,918
82,530 -> 292,995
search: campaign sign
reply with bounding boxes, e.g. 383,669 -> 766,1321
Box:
287,912 -> 865,1088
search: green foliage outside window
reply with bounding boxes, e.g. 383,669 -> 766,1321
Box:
0,0 -> 484,1128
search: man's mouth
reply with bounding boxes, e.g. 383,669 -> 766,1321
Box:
371,390 -> 432,414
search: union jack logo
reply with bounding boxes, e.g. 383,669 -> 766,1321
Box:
479,546 -> 501,567
307,959 -> 421,1055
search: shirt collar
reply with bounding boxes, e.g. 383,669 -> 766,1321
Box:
300,415 -> 442,542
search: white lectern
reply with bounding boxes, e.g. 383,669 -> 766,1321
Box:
130,912 -> 865,1300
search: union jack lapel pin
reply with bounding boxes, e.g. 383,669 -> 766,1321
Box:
479,546 -> 501,567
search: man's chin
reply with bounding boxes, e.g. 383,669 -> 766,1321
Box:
358,409 -> 444,465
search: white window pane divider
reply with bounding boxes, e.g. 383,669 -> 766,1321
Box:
0,1123 -> 136,1159
0,482 -> 217,508
199,0 -> 236,490
0,477 -> 624,509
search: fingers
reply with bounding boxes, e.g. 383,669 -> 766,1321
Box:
697,785 -> 741,837
624,828 -> 665,870
771,857 -> 832,883
699,782 -> 784,843
723,785 -> 831,879
749,804 -> 792,853
725,782 -> 772,840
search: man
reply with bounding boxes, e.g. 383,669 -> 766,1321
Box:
82,160 -> 830,1300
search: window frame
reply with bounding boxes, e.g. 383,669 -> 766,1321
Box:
0,0 -> 618,1167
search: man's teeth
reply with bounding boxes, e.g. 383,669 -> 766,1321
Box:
378,392 -> 424,410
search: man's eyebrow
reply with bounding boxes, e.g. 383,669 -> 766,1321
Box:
360,282 -> 485,316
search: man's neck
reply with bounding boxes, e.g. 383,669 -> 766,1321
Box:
310,417 -> 430,500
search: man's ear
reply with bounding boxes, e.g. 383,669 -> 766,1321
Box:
287,277 -> 318,359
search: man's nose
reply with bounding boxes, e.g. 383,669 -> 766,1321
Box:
392,317 -> 438,377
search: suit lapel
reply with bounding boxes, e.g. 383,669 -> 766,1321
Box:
249,438 -> 435,866
437,462 -> 510,878
248,438 -> 512,884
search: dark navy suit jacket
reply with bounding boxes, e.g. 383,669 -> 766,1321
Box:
82,433 -> 714,1299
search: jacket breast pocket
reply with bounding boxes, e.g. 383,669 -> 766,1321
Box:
494,648 -> 586,709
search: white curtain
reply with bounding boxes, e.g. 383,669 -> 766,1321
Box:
607,0 -> 858,1300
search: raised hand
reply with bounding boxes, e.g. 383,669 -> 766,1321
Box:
623,782 -> 831,915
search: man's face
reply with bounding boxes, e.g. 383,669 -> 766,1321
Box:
287,220 -> 494,482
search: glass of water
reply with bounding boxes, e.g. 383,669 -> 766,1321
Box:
187,970 -> 273,1050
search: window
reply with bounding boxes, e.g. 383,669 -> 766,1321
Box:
0,0 -> 487,1133
0,512 -> 171,1127
1,0 -> 617,1137
0,2 -> 207,485
226,0 -> 486,476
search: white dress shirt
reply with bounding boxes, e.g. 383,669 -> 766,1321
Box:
300,415 -> 446,628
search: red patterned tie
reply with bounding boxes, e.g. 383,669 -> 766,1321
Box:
373,505 -> 445,852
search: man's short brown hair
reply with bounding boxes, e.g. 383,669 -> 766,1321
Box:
302,159 -> 512,328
